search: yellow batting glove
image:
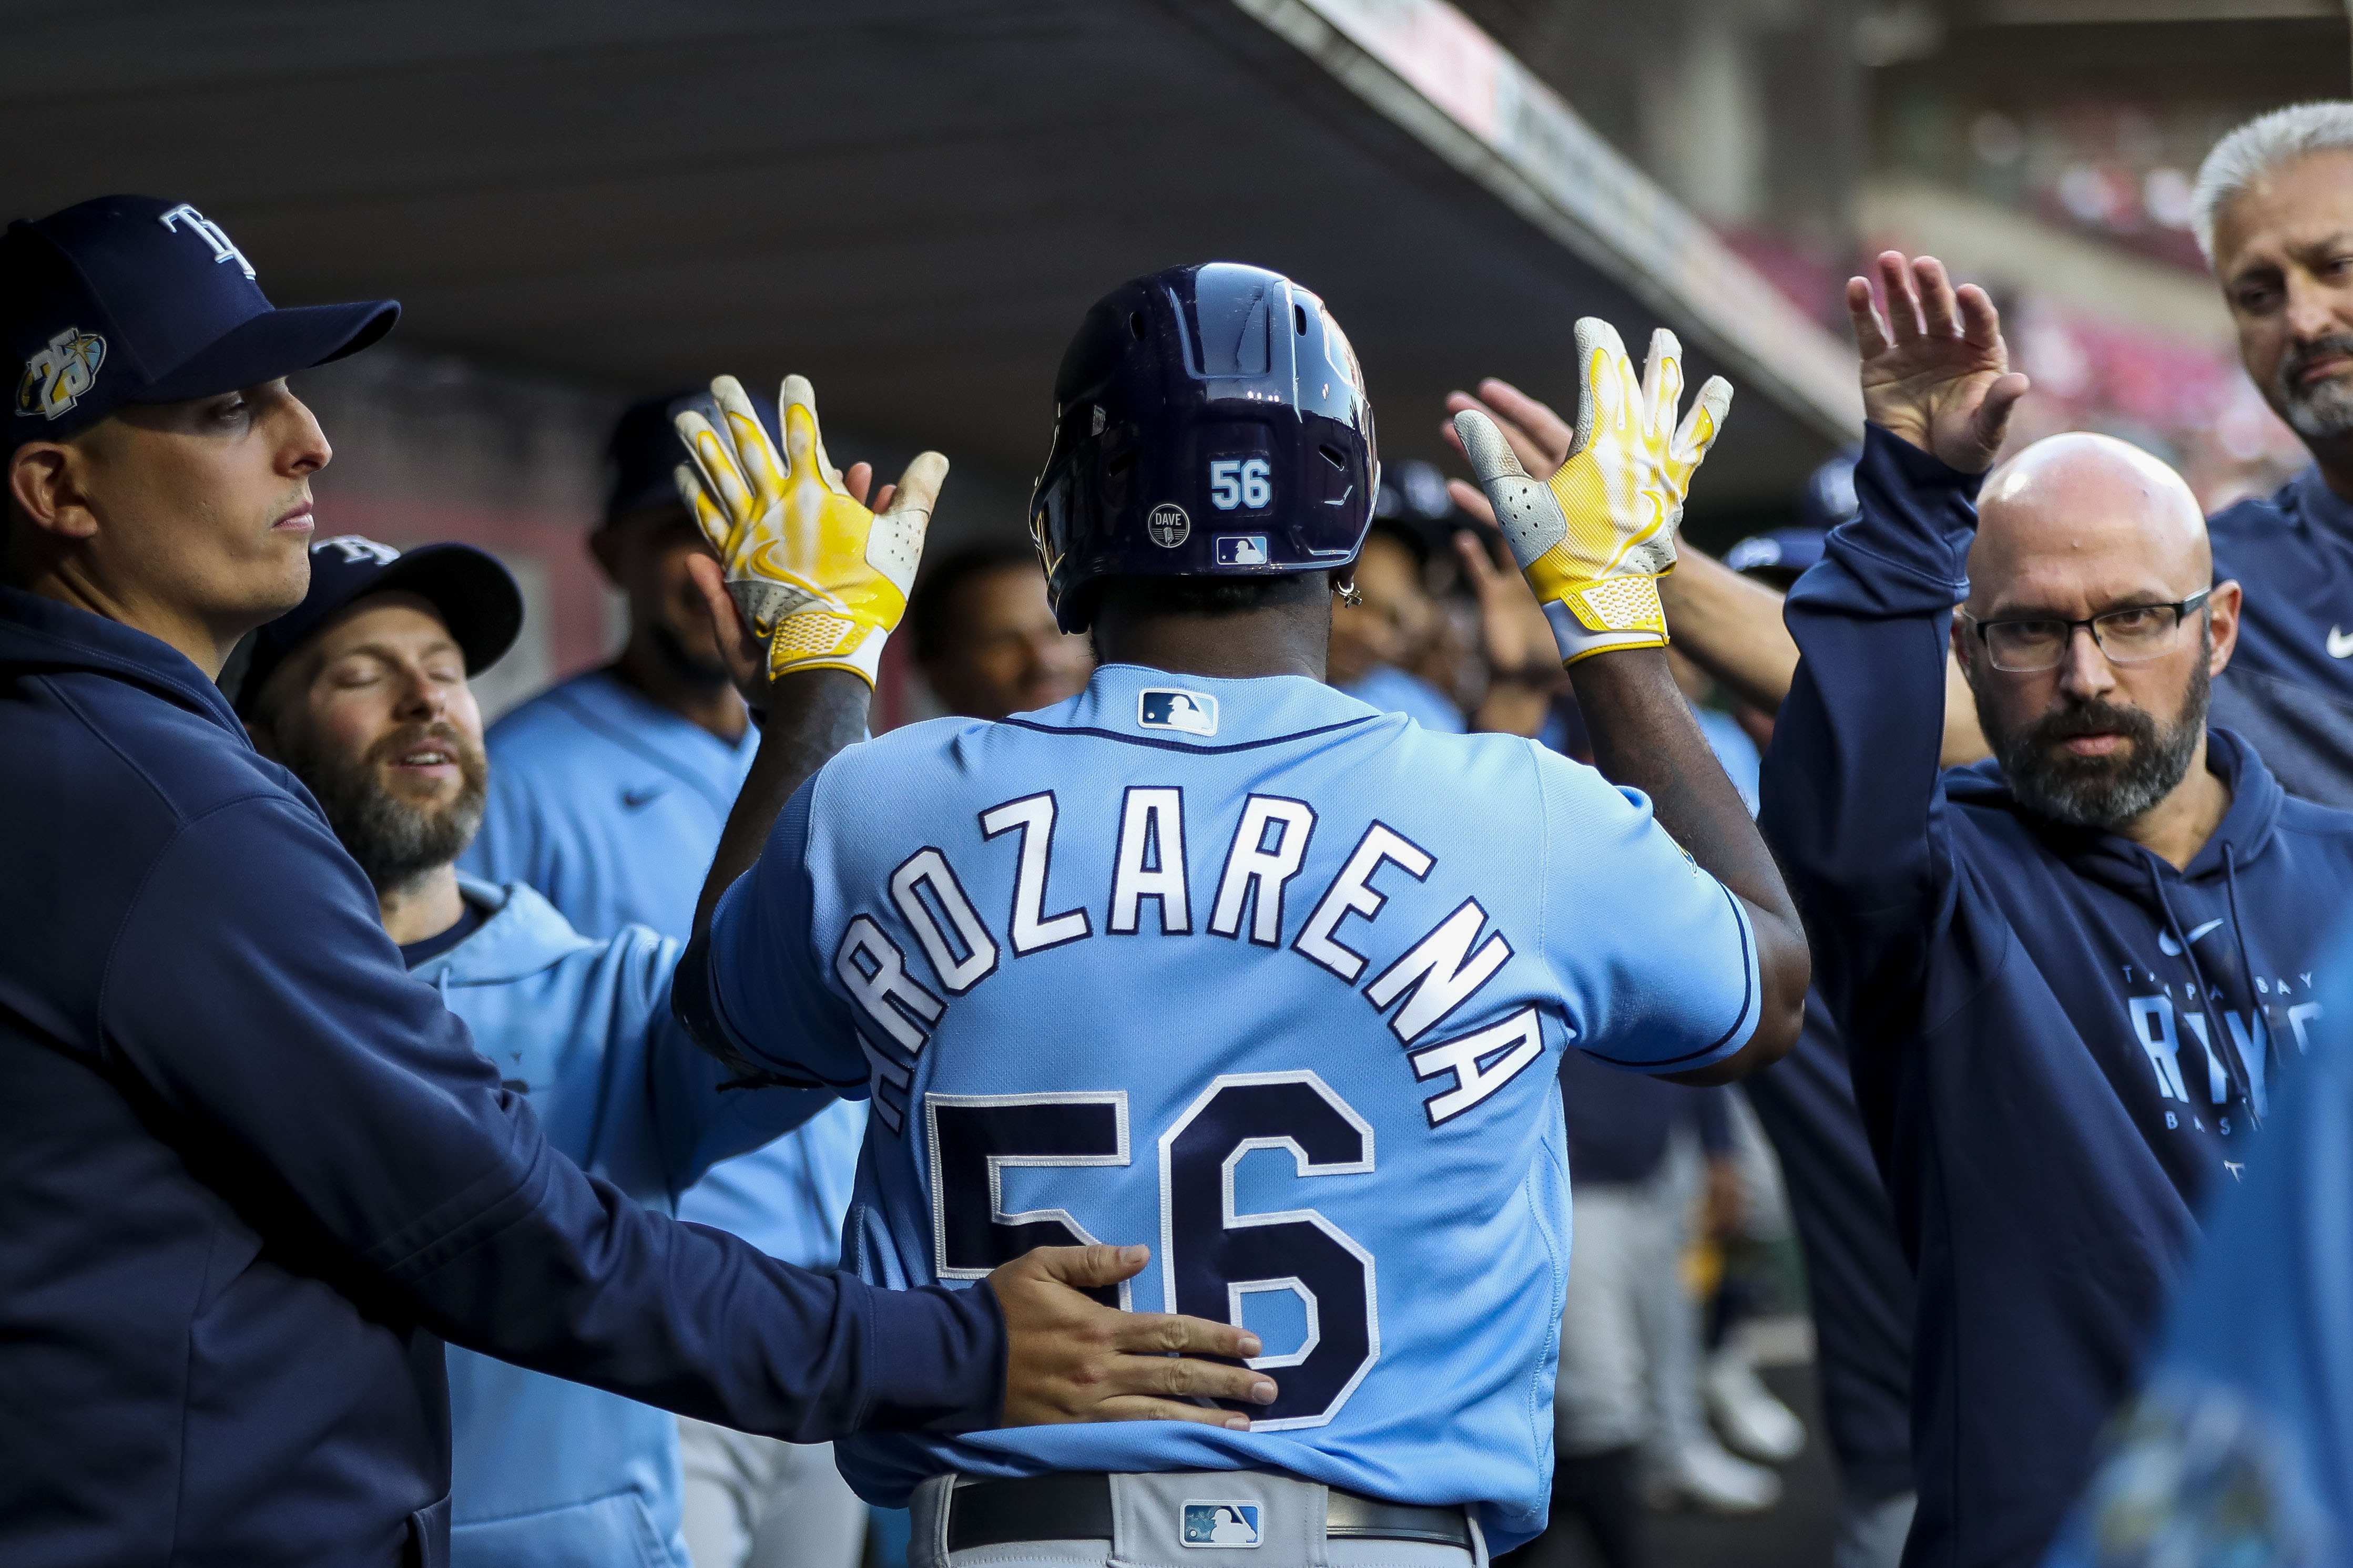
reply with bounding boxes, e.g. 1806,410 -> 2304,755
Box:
1452,320 -> 1731,665
674,375 -> 948,686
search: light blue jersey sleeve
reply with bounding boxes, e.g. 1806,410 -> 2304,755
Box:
1524,743 -> 1761,1073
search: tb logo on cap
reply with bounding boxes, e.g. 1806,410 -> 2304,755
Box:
315,536 -> 401,566
16,327 -> 107,421
159,203 -> 255,280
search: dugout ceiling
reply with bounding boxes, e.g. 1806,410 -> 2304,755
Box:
0,0 -> 1859,525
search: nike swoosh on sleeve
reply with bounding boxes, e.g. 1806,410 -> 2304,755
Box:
2327,626 -> 2353,659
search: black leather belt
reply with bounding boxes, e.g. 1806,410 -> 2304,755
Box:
944,1473 -> 1475,1553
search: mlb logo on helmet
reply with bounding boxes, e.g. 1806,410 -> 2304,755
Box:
1180,1502 -> 1262,1549
1215,535 -> 1268,567
1138,688 -> 1219,737
17,327 -> 106,420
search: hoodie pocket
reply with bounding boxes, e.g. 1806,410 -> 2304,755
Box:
447,1489 -> 685,1568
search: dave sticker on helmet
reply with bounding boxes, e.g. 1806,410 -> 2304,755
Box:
17,326 -> 106,421
1148,503 -> 1191,548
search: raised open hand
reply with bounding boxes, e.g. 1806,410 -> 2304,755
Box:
674,374 -> 945,695
1450,321 -> 1731,665
1849,252 -> 2030,474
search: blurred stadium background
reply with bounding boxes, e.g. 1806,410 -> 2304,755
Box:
9,0 -> 2334,725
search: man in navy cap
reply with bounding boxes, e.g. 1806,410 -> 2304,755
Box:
238,531 -> 843,1568
463,395 -> 875,1568
0,195 -> 1274,1568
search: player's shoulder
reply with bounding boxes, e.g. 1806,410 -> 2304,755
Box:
26,662 -> 311,836
483,669 -> 625,756
2273,791 -> 2353,849
818,712 -> 986,784
2207,472 -> 2304,549
434,876 -> 679,1005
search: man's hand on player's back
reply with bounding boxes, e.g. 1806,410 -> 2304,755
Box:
991,1245 -> 1276,1429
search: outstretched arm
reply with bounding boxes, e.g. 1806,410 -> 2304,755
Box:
1759,252 -> 2028,1031
1452,321 -> 1808,1082
1442,379 -> 1993,766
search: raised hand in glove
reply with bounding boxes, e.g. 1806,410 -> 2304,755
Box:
1451,320 -> 1730,665
674,375 -> 948,688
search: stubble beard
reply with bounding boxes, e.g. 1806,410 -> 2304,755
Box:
2275,336 -> 2353,442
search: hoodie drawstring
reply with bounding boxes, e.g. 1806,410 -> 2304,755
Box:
2143,855 -> 2263,1131
2221,843 -> 2269,1123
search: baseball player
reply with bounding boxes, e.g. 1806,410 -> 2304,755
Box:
665,262 -> 1810,1566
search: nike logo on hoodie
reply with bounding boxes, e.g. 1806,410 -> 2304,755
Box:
2157,917 -> 2225,956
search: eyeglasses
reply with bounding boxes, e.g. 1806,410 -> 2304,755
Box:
1961,588 -> 2213,674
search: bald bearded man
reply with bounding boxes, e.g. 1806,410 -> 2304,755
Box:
1757,252 -> 2353,1568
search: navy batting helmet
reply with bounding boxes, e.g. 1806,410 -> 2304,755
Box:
1028,262 -> 1377,633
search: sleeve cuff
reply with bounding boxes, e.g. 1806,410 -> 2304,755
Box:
1814,424 -> 1983,609
853,1277 -> 1009,1433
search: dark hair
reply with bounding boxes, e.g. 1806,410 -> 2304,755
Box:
1361,519 -> 1431,572
907,542 -> 1045,661
1091,570 -> 1330,626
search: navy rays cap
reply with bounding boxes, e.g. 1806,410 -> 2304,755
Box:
5,194 -> 398,448
232,535 -> 523,715
602,386 -> 781,524
1723,527 -> 1827,586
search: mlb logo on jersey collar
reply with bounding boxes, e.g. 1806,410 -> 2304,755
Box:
1181,1502 -> 1262,1548
1139,687 -> 1219,737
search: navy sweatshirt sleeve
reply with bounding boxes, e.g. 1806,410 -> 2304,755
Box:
99,793 -> 1003,1441
1758,425 -> 1982,1038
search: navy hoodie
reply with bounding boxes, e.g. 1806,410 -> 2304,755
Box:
2206,465 -> 2353,808
1758,428 -> 2353,1568
0,588 -> 1003,1568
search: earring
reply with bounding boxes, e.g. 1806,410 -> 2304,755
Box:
1337,579 -> 1364,608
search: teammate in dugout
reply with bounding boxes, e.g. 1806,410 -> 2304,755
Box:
232,532 -> 849,1568
463,392 -> 875,1568
664,262 -> 1810,1565
0,197 -> 1275,1568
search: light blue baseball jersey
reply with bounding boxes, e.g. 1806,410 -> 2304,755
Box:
702,663 -> 1762,1550
465,665 -> 865,1267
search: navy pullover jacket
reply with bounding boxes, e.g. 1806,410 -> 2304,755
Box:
2207,465 -> 2353,809
1759,429 -> 2353,1568
0,589 -> 1003,1568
